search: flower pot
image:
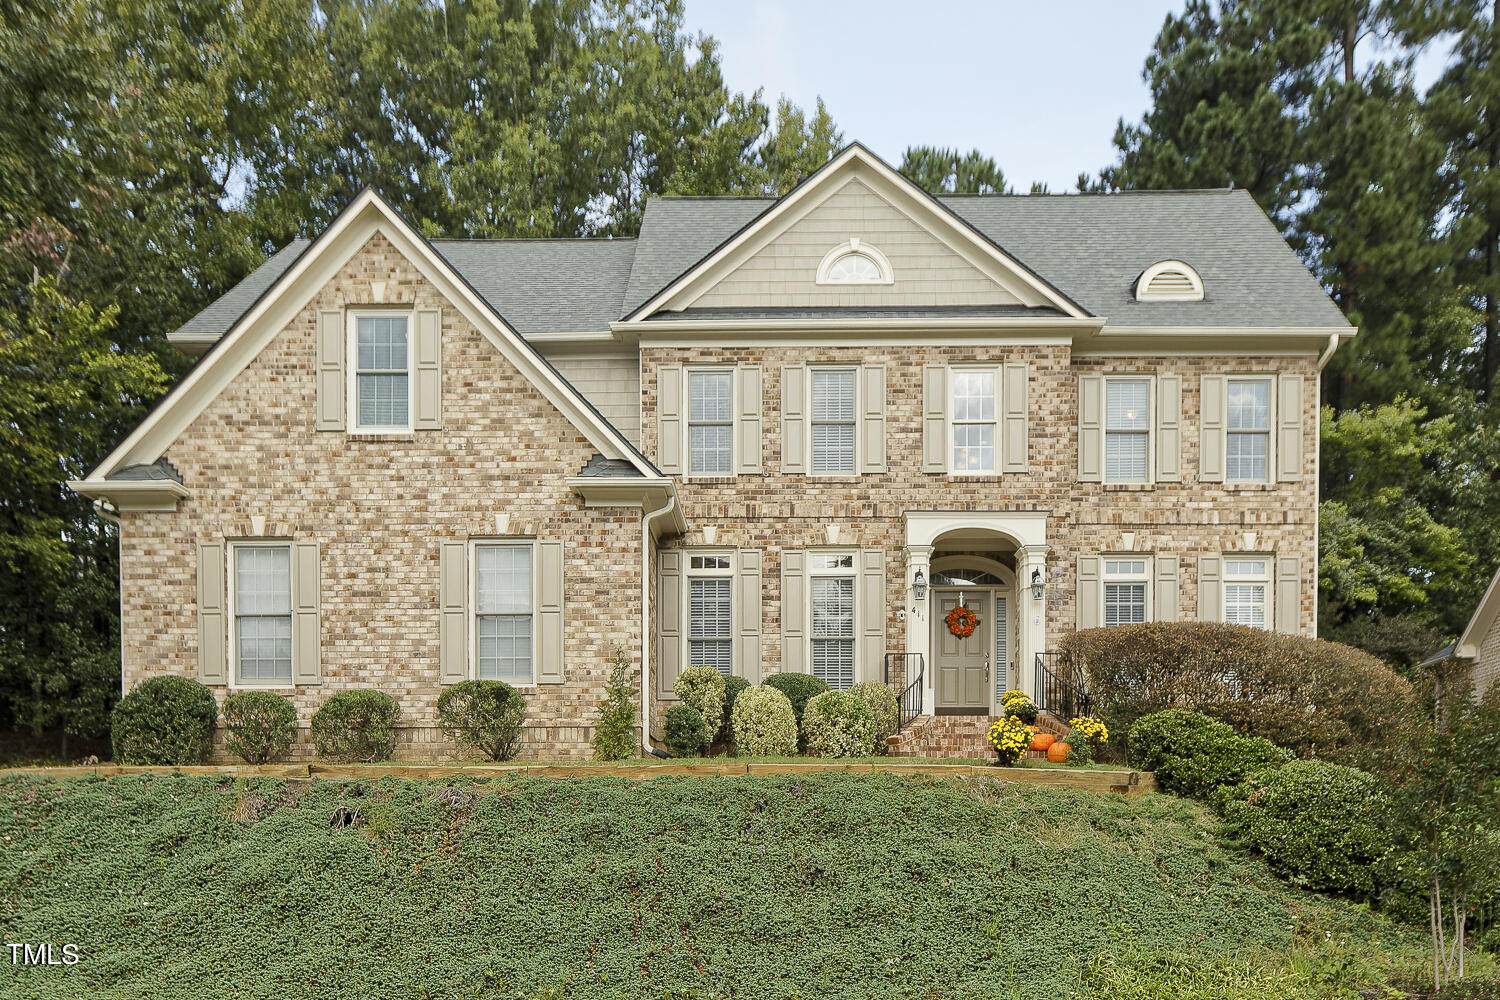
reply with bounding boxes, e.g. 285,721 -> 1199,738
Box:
1030,733 -> 1055,752
1047,741 -> 1071,764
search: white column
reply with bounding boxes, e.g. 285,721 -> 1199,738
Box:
902,544 -> 933,712
1017,545 -> 1048,699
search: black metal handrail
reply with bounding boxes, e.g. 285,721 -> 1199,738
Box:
1034,651 -> 1092,721
884,652 -> 924,733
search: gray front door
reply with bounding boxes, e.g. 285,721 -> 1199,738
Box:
934,592 -> 989,710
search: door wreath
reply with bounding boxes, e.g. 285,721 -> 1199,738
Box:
945,604 -> 979,638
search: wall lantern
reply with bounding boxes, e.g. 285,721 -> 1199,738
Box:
1030,568 -> 1045,601
911,569 -> 927,602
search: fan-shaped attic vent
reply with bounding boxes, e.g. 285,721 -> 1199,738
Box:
1135,260 -> 1204,302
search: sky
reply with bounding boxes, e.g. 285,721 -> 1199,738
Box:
684,1 -> 1455,192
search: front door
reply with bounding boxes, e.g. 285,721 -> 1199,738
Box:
934,591 -> 990,711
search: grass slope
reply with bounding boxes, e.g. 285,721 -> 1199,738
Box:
0,772 -> 1465,999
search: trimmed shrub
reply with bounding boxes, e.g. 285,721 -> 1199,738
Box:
801,691 -> 878,757
763,673 -> 830,746
1129,709 -> 1293,799
849,681 -> 899,750
437,680 -> 527,761
222,691 -> 297,764
731,684 -> 798,756
592,647 -> 638,762
1059,622 -> 1412,761
719,675 -> 751,745
111,675 -> 219,766
311,690 -> 401,763
673,666 -> 727,735
1222,760 -> 1392,897
663,705 -> 712,757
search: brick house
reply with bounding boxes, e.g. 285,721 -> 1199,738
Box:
70,144 -> 1354,759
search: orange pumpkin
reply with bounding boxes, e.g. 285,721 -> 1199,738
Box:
1030,733 -> 1056,752
1047,741 -> 1071,763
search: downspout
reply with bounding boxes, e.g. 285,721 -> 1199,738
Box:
641,491 -> 680,758
1314,331 -> 1343,639
1316,332 -> 1341,372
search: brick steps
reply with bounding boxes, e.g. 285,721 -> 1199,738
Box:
888,712 -> 1072,759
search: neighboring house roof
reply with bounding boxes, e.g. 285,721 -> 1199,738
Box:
1451,563 -> 1500,661
1418,641 -> 1457,671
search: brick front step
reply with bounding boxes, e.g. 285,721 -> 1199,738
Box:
888,714 -> 1074,759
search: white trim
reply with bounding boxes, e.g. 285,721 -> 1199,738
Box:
947,365 -> 1000,476
1224,375 -> 1276,486
684,366 -> 737,477
683,549 -> 737,678
227,540 -> 296,690
1101,555 -> 1153,626
66,478 -> 191,512
1135,260 -> 1205,302
806,365 -> 861,476
1103,375 -> 1155,485
814,239 -> 894,285
806,548 -> 859,691
468,538 -> 538,687
345,308 -> 415,434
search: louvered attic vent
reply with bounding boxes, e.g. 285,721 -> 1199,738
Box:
1135,260 -> 1204,302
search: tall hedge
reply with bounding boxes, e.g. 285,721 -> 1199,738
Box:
1058,622 -> 1412,760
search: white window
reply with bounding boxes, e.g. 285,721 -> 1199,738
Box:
815,239 -> 892,285
350,313 -> 412,431
232,543 -> 292,684
1223,558 -> 1270,630
809,552 -> 856,691
688,370 -> 733,475
1105,378 -> 1151,482
475,543 -> 533,683
1103,558 -> 1150,627
687,554 -> 734,675
811,369 -> 856,474
951,368 -> 997,474
1226,378 -> 1271,482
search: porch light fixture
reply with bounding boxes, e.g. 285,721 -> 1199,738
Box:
911,569 -> 927,602
1030,568 -> 1045,601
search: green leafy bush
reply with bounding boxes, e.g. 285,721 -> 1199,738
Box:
1222,760 -> 1392,897
763,672 -> 829,747
673,666 -> 727,734
801,691 -> 877,757
310,690 -> 401,763
719,675 -> 751,745
111,675 -> 219,766
592,647 -> 638,762
1000,689 -> 1039,723
849,681 -> 899,751
731,684 -> 798,756
663,705 -> 712,757
1129,709 -> 1292,799
221,691 -> 297,764
436,680 -> 526,761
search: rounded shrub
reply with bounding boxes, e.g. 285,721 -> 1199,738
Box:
310,689 -> 401,763
673,666 -> 727,734
663,705 -> 712,757
111,675 -> 219,766
222,690 -> 297,764
1129,709 -> 1293,799
731,684 -> 798,756
801,691 -> 878,758
849,681 -> 899,750
437,680 -> 527,761
763,673 -> 830,744
1222,759 -> 1392,897
719,675 -> 751,744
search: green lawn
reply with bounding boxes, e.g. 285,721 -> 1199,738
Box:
0,772 -> 1485,999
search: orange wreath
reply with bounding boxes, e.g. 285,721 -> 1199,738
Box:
945,604 -> 979,638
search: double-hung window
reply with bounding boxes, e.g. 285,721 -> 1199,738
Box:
1226,378 -> 1271,482
233,543 -> 293,684
951,368 -> 997,474
810,369 -> 856,474
1103,558 -> 1149,626
475,543 -> 533,683
687,554 -> 733,675
809,552 -> 856,690
1105,378 -> 1150,482
351,313 -> 411,431
1223,558 -> 1271,630
688,370 -> 733,474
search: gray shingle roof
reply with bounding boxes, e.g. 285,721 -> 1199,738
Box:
576,454 -> 644,478
435,239 -> 636,334
172,240 -> 310,339
106,457 -> 183,483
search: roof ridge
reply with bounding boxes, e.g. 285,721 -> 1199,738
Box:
432,237 -> 637,244
940,188 -> 1243,198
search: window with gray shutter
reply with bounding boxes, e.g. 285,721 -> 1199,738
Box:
810,369 -> 856,474
1226,379 -> 1271,482
475,543 -> 533,683
354,315 -> 410,429
688,371 -> 733,474
1105,378 -> 1150,482
234,544 -> 292,683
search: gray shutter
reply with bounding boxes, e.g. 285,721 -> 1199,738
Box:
413,307 -> 442,430
781,549 -> 807,673
1197,555 -> 1222,622
656,364 -> 683,474
536,540 -> 564,684
1154,554 -> 1180,623
860,364 -> 886,474
438,541 -> 468,684
291,538 -> 322,684
315,309 -> 344,431
1157,374 -> 1182,482
860,548 -> 886,684
196,542 -> 226,684
781,365 -> 807,474
1002,362 -> 1029,474
1078,374 -> 1103,482
736,365 -> 762,475
1277,375 -> 1304,482
1077,555 -> 1101,630
1275,555 -> 1301,635
657,551 -> 683,698
1200,375 -> 1226,483
922,364 -> 947,473
738,549 -> 763,683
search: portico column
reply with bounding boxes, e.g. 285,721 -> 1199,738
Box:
902,544 -> 933,711
1017,544 -> 1049,699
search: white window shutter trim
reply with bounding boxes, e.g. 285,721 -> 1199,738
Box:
1200,375 -> 1226,482
1157,374 -> 1182,482
736,365 -> 762,475
291,539 -> 321,684
860,549 -> 885,684
315,309 -> 344,431
1198,555 -> 1222,622
1077,555 -> 1101,630
922,364 -> 947,473
860,365 -> 886,474
737,549 -> 763,683
656,365 -> 683,474
781,365 -> 807,474
536,540 -> 565,684
1154,554 -> 1180,623
197,542 -> 227,684
1002,363 -> 1028,474
414,307 -> 442,430
438,541 -> 468,684
1078,374 -> 1103,482
1277,374 -> 1303,482
781,550 -> 807,673
657,551 -> 683,698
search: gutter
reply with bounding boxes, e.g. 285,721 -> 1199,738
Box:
640,492 -> 682,758
1316,331 -> 1344,371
